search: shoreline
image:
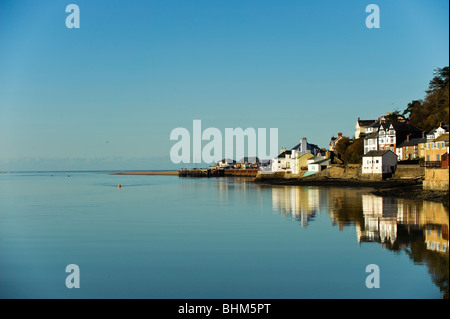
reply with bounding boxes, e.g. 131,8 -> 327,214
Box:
254,176 -> 449,204
109,171 -> 178,176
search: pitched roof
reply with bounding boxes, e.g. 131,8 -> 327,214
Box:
310,158 -> 331,165
428,125 -> 449,135
368,120 -> 381,128
433,134 -> 449,142
275,150 -> 292,159
398,137 -> 427,147
365,131 -> 379,139
363,150 -> 395,157
358,119 -> 377,127
379,121 -> 422,133
238,157 -> 260,163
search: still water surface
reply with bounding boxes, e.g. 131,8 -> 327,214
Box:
0,172 -> 448,298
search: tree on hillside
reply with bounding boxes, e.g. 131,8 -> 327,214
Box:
334,137 -> 364,164
344,138 -> 364,164
402,66 -> 449,131
334,137 -> 351,161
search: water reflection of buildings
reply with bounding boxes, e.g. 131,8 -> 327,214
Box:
356,195 -> 449,254
271,186 -> 320,227
358,196 -> 398,246
422,201 -> 449,254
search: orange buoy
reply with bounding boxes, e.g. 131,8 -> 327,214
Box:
118,184 -> 122,188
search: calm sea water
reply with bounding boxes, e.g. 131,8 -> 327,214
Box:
0,171 -> 448,299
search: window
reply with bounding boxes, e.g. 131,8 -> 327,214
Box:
437,154 -> 440,161
427,155 -> 430,162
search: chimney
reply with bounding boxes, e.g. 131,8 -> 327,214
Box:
407,134 -> 410,142
338,132 -> 343,137
422,131 -> 425,138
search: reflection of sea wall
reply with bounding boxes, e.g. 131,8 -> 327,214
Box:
271,186 -> 319,227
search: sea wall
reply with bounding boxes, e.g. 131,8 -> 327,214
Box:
305,164 -> 361,179
424,168 -> 449,191
393,164 -> 425,179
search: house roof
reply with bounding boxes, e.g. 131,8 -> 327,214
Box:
398,137 -> 427,147
365,131 -> 379,139
310,158 -> 331,165
368,120 -> 381,128
428,125 -> 449,135
433,134 -> 449,142
291,141 -> 320,151
238,157 -> 260,163
379,121 -> 422,133
275,150 -> 292,159
363,150 -> 395,157
358,119 -> 377,127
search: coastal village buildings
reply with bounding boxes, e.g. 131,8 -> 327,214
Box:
424,134 -> 449,166
361,150 -> 398,178
426,124 -> 449,140
209,114 -> 447,193
362,120 -> 423,158
271,138 -> 322,174
329,133 -> 344,152
304,156 -> 331,177
397,135 -> 427,161
364,131 -> 379,155
355,118 -> 377,139
377,122 -> 423,154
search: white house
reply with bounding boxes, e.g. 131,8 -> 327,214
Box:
362,150 -> 398,175
303,156 -> 331,177
329,133 -> 344,151
271,149 -> 293,173
355,118 -> 377,139
364,131 -> 379,155
426,124 -> 449,140
270,138 -> 322,174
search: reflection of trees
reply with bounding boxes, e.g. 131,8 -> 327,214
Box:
405,240 -> 449,294
328,190 -> 449,295
328,189 -> 364,230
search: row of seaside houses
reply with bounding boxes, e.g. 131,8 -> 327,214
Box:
356,115 -> 449,165
212,113 -> 449,179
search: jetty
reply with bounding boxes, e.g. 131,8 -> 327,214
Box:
178,168 -> 258,178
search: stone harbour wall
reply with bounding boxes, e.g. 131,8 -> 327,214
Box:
424,168 -> 449,191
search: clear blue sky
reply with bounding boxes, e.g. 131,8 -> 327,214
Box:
0,0 -> 449,170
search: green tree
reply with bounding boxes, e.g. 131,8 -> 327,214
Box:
344,138 -> 364,164
334,137 -> 364,164
334,137 -> 351,161
402,66 -> 449,131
